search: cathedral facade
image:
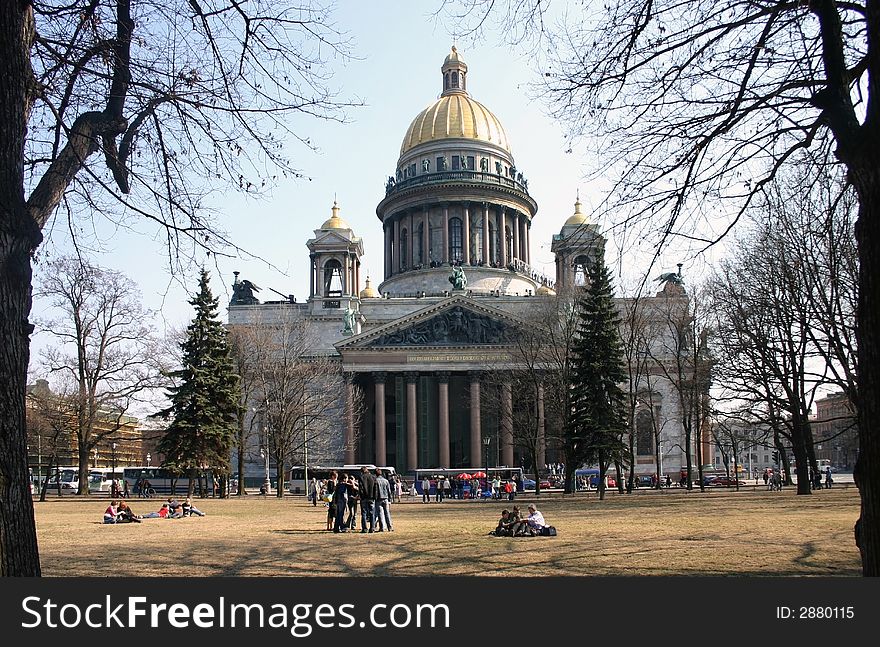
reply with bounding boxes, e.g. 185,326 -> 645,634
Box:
228,48 -> 707,481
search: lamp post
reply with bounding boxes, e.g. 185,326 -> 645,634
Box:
483,436 -> 491,493
111,442 -> 118,496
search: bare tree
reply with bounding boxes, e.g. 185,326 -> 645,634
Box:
26,377 -> 77,501
36,256 -> 166,495
1,1 -> 356,574
711,162 -> 858,493
440,0 -> 880,575
234,310 -> 363,498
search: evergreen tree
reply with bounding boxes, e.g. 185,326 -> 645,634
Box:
567,255 -> 629,499
156,270 -> 240,494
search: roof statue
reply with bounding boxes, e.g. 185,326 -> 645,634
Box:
655,272 -> 683,285
449,265 -> 468,291
655,264 -> 685,291
342,306 -> 356,336
231,272 -> 261,306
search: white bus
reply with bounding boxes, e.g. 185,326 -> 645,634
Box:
88,468 -> 127,493
121,466 -> 214,496
287,465 -> 397,494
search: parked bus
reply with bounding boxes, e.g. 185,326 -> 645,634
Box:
121,466 -> 213,496
88,468 -> 127,493
287,465 -> 398,494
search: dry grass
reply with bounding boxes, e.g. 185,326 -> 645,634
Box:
35,487 -> 862,577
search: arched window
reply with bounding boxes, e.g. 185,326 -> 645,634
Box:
451,71 -> 459,89
574,254 -> 590,286
400,228 -> 408,269
449,217 -> 463,262
636,410 -> 654,456
323,259 -> 343,297
416,222 -> 424,266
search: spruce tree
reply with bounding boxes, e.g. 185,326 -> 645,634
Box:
568,255 -> 629,499
156,270 -> 241,494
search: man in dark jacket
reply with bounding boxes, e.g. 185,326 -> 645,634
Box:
332,473 -> 350,533
358,466 -> 378,533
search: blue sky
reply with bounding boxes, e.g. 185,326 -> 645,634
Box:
31,2 -> 672,350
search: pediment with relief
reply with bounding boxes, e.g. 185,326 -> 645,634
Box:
369,306 -> 514,347
338,298 -> 522,349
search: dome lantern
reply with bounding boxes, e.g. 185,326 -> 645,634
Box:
441,46 -> 468,95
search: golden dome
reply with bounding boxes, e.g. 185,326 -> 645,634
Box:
563,197 -> 589,227
321,200 -> 350,230
400,94 -> 510,156
359,276 -> 378,299
536,285 -> 556,296
399,48 -> 510,157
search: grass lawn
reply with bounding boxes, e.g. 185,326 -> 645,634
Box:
34,487 -> 862,577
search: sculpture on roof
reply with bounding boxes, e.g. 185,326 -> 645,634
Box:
342,306 -> 356,336
231,272 -> 261,306
449,265 -> 467,290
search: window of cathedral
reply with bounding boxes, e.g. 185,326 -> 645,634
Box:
451,155 -> 460,171
467,156 -> 475,170
400,228 -> 408,268
437,156 -> 447,171
636,409 -> 654,456
449,217 -> 463,262
574,254 -> 590,286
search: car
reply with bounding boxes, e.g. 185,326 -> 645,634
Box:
708,476 -> 746,487
522,477 -> 536,490
634,475 -> 654,488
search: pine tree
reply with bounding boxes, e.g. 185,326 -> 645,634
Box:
568,255 -> 629,499
156,270 -> 241,494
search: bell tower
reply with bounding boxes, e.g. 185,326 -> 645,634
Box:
306,201 -> 365,322
551,195 -> 605,291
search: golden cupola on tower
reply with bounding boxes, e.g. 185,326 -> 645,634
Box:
321,200 -> 350,230
399,47 -> 511,157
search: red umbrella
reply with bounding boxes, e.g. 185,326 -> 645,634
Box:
457,473 -> 472,480
470,471 -> 487,479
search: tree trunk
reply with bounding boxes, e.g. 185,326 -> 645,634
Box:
77,443 -> 91,495
0,2 -> 41,576
275,460 -> 285,498
853,167 -> 880,575
39,455 -> 54,503
237,422 -> 246,496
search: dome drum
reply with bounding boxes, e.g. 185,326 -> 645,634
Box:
377,265 -> 548,298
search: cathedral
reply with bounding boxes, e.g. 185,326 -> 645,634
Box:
228,48 -> 706,482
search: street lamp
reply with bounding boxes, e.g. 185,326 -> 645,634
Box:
483,436 -> 491,493
111,442 -> 118,496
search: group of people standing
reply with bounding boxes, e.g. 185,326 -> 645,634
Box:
315,467 -> 395,534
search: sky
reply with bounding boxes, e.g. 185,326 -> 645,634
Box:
29,2 -> 681,363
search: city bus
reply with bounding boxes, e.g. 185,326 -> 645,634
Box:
287,465 -> 398,494
121,466 -> 213,496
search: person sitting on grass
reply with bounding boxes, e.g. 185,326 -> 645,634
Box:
182,496 -> 205,517
103,501 -> 119,524
116,501 -> 141,523
511,504 -> 546,536
492,510 -> 513,536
